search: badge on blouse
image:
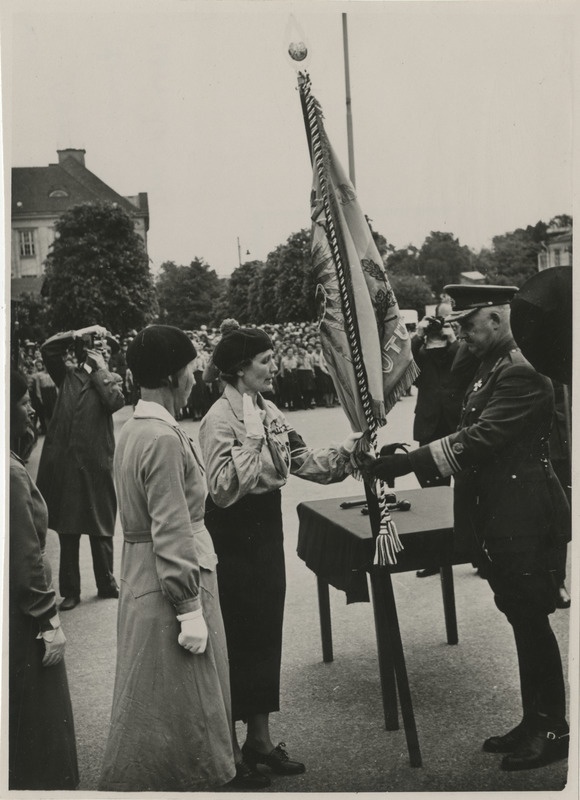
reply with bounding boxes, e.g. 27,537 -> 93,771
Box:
472,379 -> 483,392
269,419 -> 293,436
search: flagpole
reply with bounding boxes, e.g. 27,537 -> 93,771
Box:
342,13 -> 356,187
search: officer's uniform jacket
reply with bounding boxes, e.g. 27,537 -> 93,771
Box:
409,335 -> 570,554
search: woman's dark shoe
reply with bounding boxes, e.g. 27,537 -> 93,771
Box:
483,721 -> 531,753
242,742 -> 305,775
226,760 -> 271,790
500,729 -> 569,771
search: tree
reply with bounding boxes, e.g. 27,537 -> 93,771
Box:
416,232 -> 472,294
270,229 -> 314,322
385,246 -> 420,277
479,224 -> 547,287
389,274 -> 435,316
255,259 -> 280,323
11,292 -> 50,345
247,263 -> 265,323
156,258 -> 223,329
42,201 -> 158,335
548,214 -> 572,230
223,260 -> 264,323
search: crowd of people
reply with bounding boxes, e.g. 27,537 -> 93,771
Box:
8,286 -> 571,791
16,319 -> 340,430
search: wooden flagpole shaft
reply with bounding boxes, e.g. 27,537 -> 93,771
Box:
342,13 -> 356,187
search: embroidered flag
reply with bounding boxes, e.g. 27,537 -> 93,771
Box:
298,72 -> 419,565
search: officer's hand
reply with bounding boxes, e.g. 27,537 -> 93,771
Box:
177,609 -> 208,654
41,622 -> 66,667
371,453 -> 413,483
84,348 -> 107,371
379,443 -> 410,457
354,451 -> 378,484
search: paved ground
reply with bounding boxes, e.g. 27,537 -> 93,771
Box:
27,391 -> 577,796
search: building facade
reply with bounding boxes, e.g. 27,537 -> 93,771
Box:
537,225 -> 572,271
11,149 -> 149,297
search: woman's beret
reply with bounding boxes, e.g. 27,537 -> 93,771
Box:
127,325 -> 197,388
212,327 -> 273,373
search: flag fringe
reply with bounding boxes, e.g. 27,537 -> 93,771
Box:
383,359 -> 421,416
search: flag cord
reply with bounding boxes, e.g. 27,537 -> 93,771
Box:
298,72 -> 403,566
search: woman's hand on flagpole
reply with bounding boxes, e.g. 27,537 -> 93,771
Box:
340,432 -> 364,454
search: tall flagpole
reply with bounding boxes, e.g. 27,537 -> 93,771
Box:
342,13 -> 356,187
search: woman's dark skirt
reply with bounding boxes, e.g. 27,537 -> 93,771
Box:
9,612 -> 79,789
205,490 -> 286,721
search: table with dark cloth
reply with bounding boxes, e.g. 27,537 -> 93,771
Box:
296,486 -> 470,767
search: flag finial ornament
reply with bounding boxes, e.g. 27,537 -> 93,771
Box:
289,41 -> 308,61
285,15 -> 310,70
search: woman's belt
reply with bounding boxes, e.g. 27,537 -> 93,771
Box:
124,521 -> 209,543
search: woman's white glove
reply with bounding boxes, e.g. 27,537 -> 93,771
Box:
177,608 -> 208,654
242,393 -> 266,440
39,615 -> 66,667
341,432 -> 364,454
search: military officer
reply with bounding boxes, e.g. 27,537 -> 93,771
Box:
361,284 -> 570,771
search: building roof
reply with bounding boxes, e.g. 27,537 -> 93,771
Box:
12,156 -> 149,229
547,232 -> 572,245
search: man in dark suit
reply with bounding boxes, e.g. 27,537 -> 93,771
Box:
411,313 -> 479,577
36,325 -> 125,611
361,284 -> 570,771
412,315 -> 464,454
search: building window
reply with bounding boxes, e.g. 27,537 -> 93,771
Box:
554,248 -> 561,267
19,230 -> 36,257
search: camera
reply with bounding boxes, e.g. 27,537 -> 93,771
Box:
81,332 -> 108,352
80,332 -> 95,349
425,316 -> 445,336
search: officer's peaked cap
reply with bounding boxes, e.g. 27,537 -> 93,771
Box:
443,284 -> 519,323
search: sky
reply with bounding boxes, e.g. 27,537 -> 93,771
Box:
1,0 -> 576,277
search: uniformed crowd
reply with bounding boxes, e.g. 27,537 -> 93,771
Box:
8,283 -> 571,791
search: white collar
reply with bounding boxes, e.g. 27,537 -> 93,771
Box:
133,399 -> 177,426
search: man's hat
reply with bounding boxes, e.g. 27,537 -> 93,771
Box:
443,284 -> 519,323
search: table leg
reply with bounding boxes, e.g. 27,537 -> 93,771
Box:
369,572 -> 398,731
316,577 -> 334,663
371,568 -> 423,768
440,565 -> 458,645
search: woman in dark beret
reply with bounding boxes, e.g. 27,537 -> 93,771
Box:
99,325 -> 242,791
199,327 -> 361,780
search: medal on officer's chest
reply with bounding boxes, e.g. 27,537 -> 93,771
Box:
472,378 -> 483,392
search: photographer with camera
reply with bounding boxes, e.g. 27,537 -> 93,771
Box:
411,309 -> 478,576
36,325 -> 125,611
